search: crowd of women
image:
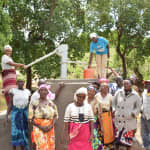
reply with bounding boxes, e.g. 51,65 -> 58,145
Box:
1,44 -> 150,150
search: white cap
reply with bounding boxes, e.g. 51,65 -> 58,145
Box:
89,33 -> 97,39
4,45 -> 12,51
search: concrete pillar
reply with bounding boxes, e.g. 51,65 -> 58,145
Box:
56,44 -> 68,79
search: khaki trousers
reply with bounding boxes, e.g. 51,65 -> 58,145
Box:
96,54 -> 107,78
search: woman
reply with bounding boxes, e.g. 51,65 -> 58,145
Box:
113,79 -> 141,150
29,84 -> 58,150
85,85 -> 103,150
88,33 -> 109,78
1,45 -> 25,105
84,85 -> 97,104
93,82 -> 114,150
64,87 -> 94,150
5,79 -> 31,150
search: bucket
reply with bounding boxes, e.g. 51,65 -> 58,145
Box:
83,68 -> 95,79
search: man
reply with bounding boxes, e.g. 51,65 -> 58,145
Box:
109,76 -> 123,96
88,33 -> 109,78
141,80 -> 150,150
113,79 -> 141,150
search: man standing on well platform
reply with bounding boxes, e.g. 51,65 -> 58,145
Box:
88,33 -> 109,78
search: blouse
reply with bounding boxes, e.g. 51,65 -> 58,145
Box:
9,88 -> 31,109
94,92 -> 112,113
1,54 -> 15,70
29,99 -> 58,120
64,103 -> 94,123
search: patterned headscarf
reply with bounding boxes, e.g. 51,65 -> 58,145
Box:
98,78 -> 109,84
39,84 -> 55,100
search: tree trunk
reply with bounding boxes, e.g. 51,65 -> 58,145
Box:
120,55 -> 127,79
26,67 -> 32,90
116,28 -> 127,79
133,67 -> 144,89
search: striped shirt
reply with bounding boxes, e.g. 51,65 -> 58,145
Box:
64,103 -> 94,123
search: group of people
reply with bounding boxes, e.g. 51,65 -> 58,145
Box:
4,78 -> 64,150
1,33 -> 150,150
64,77 -> 143,150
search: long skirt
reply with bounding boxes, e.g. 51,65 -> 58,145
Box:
115,127 -> 135,147
2,69 -> 17,104
33,119 -> 55,150
68,122 -> 92,150
92,116 -> 103,150
97,112 -> 115,150
11,106 -> 28,150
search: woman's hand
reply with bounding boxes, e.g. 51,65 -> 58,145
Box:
66,134 -> 70,144
88,134 -> 93,142
20,64 -> 26,69
40,125 -> 53,133
40,126 -> 50,132
4,115 -> 9,126
23,65 -> 27,69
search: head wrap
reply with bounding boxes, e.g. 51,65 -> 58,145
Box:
17,75 -> 25,82
130,75 -> 136,81
101,82 -> 109,87
116,75 -> 123,80
74,87 -> 87,101
87,85 -> 97,91
98,78 -> 109,84
89,33 -> 98,39
39,84 -> 55,100
38,79 -> 46,87
143,80 -> 150,84
4,45 -> 12,51
124,79 -> 133,85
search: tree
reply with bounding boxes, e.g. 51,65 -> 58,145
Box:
4,0 -> 73,89
4,0 -> 93,88
86,0 -> 150,79
0,0 -> 12,60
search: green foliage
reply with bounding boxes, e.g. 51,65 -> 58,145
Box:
0,1 -> 12,57
1,0 -> 150,80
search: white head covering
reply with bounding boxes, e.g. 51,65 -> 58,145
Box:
89,32 -> 97,39
74,87 -> 87,101
4,45 -> 12,51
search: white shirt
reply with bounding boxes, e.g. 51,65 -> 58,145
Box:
1,54 -> 15,70
142,89 -> 150,120
9,88 -> 31,109
95,92 -> 112,111
64,103 -> 94,123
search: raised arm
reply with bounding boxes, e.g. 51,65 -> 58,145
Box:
55,82 -> 65,100
106,66 -> 119,77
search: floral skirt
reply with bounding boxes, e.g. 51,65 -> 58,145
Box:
33,119 -> 55,150
115,127 -> 135,147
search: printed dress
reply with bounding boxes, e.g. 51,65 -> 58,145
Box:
29,99 -> 58,150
